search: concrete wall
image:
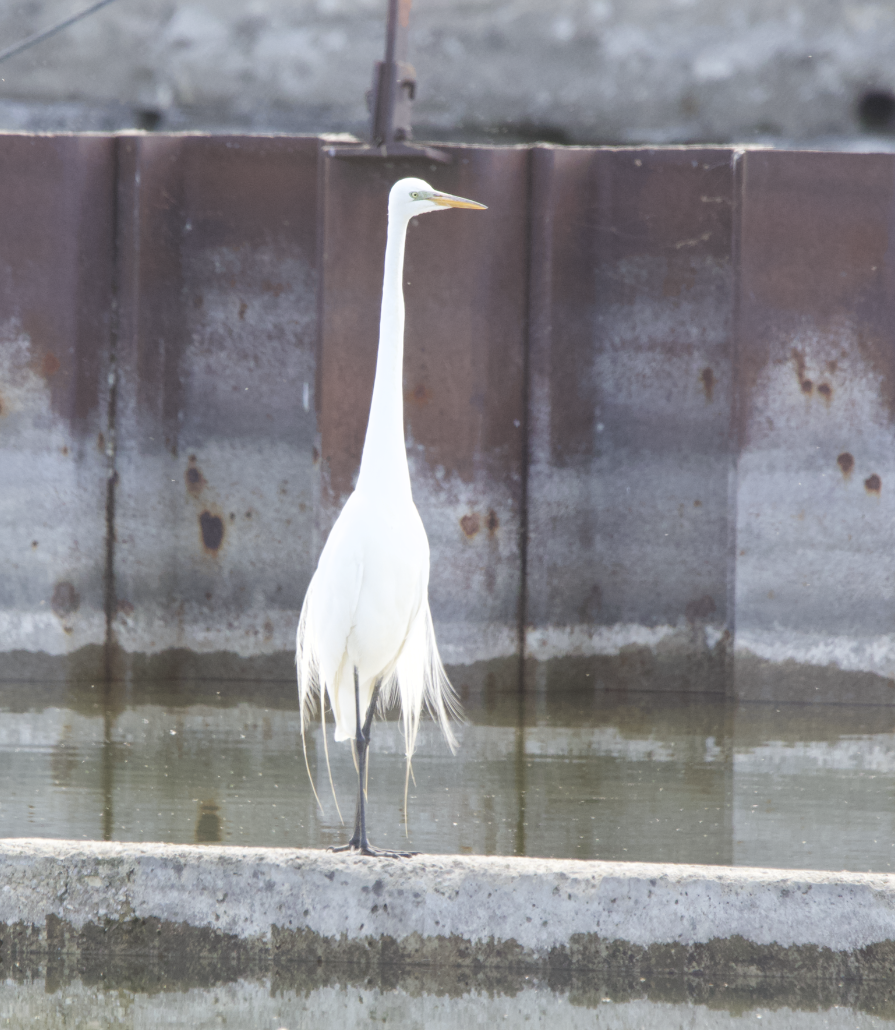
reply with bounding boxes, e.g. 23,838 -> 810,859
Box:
3,839 -> 895,984
2,136 -> 895,702
0,1 -> 895,146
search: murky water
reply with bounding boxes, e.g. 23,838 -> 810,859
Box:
0,678 -> 894,870
4,678 -> 895,1026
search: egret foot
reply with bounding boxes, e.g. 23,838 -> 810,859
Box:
328,840 -> 417,858
328,673 -> 420,859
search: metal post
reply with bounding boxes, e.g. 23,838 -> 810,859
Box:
330,0 -> 448,162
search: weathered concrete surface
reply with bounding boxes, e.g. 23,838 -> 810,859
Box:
3,839 -> 895,983
525,146 -> 736,693
0,0 -> 894,147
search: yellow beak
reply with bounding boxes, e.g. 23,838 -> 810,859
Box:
431,191 -> 487,210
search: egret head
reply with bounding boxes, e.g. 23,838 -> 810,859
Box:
389,177 -> 487,220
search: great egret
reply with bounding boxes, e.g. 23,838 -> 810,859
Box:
296,176 -> 487,857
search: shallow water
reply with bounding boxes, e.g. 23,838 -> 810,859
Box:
0,679 -> 893,870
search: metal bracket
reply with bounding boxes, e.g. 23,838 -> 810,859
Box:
329,0 -> 449,163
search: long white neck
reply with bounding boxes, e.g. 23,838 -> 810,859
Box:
356,210 -> 412,499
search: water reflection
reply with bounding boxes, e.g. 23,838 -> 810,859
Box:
0,971 -> 893,1029
0,677 -> 893,870
195,800 -> 222,843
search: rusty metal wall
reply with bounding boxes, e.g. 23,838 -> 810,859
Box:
1,136 -> 894,702
317,147 -> 528,697
0,135 -> 115,682
110,135 -> 321,682
525,146 -> 737,699
733,150 -> 895,704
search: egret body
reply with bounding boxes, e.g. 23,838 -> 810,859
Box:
296,176 -> 486,856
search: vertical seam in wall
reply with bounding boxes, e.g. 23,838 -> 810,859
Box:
511,144 -> 537,855
101,134 -> 124,841
516,145 -> 535,695
103,135 -> 122,684
312,138 -> 329,564
727,148 -> 746,699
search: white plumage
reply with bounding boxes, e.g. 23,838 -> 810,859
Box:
296,176 -> 486,856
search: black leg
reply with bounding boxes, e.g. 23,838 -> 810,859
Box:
328,669 -> 417,858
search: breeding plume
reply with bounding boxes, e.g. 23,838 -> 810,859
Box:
296,176 -> 486,857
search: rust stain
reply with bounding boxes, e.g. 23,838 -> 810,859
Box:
817,383 -> 832,402
700,367 -> 715,402
31,540 -> 37,548
199,510 -> 225,552
837,452 -> 854,477
865,473 -> 882,494
39,353 -> 60,378
238,300 -> 247,320
97,431 -> 105,453
792,350 -> 813,394
51,581 -> 80,618
61,445 -> 68,456
407,383 -> 432,407
261,279 -> 285,297
486,509 -> 499,534
116,599 -> 134,616
826,359 -> 838,374
460,513 -> 480,538
185,456 -> 206,496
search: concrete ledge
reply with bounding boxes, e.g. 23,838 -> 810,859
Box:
1,840 -> 895,986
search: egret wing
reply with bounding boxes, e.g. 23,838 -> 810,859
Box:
296,495 -> 365,735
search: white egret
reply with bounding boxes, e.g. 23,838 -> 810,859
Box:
296,176 -> 487,857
